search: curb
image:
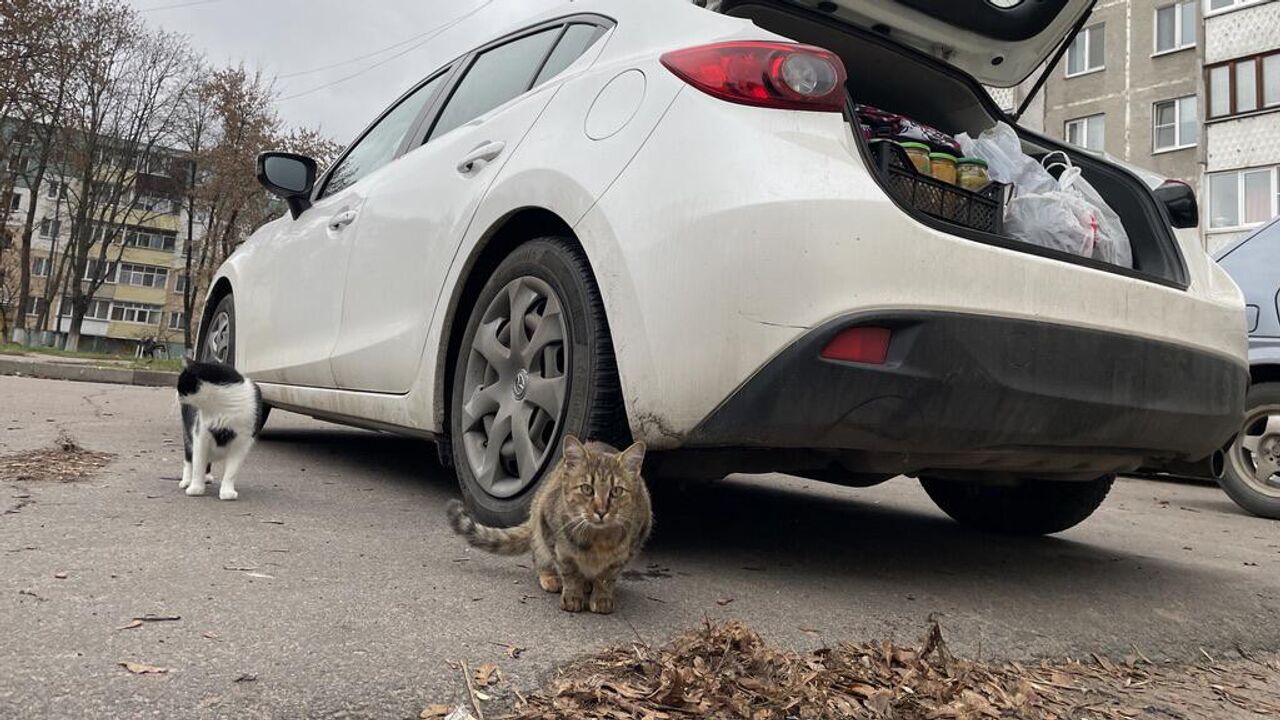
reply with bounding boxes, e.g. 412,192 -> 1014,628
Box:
0,357 -> 177,388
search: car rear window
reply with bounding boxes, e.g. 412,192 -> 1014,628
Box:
533,24 -> 606,87
429,27 -> 560,141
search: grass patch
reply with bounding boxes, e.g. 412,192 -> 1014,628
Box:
0,343 -> 182,372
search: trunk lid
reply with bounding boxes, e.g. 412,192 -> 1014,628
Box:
715,0 -> 1095,87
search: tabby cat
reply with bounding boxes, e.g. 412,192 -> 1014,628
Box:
446,436 -> 652,614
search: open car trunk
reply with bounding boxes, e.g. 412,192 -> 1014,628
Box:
722,1 -> 1189,288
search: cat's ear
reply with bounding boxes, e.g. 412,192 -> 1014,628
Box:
561,434 -> 586,468
618,441 -> 646,477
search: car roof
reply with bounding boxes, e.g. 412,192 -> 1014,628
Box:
1214,216 -> 1280,263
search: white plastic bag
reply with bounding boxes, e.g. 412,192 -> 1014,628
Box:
956,122 -> 1055,194
1043,154 -> 1133,267
1004,189 -> 1099,258
958,123 -> 1133,268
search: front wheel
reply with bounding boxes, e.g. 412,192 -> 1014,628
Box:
199,293 -> 270,432
1218,383 -> 1280,520
920,475 -> 1114,535
449,238 -> 625,527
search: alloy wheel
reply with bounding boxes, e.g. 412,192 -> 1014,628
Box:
459,276 -> 568,498
1230,404 -> 1280,499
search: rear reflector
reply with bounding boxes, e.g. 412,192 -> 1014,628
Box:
660,41 -> 847,112
820,326 -> 892,364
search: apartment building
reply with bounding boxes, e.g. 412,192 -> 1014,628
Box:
1030,0 -> 1279,253
1202,0 -> 1280,251
2,140 -> 199,357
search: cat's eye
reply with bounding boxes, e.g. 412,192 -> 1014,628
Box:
610,486 -> 625,498
578,484 -> 594,496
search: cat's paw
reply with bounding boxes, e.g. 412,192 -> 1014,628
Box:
178,475 -> 191,489
184,483 -> 206,496
538,572 -> 562,593
219,487 -> 239,501
588,594 -> 615,615
560,592 -> 585,613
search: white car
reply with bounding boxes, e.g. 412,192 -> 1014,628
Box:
201,0 -> 1247,534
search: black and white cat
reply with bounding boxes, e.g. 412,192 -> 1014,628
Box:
177,361 -> 264,501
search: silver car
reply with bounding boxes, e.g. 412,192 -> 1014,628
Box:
1215,217 -> 1280,519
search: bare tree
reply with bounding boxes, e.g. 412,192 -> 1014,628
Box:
0,0 -> 76,340
59,2 -> 194,351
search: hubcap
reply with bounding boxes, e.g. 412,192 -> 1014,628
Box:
460,276 -> 568,498
1231,405 -> 1280,498
205,312 -> 231,364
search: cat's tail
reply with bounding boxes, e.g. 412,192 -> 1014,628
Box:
445,500 -> 531,555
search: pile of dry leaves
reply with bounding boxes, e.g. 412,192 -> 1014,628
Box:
507,619 -> 1280,720
0,431 -> 114,483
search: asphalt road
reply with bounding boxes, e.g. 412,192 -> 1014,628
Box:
3,375 -> 1279,719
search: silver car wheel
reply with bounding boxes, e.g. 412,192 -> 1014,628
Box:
459,276 -> 568,499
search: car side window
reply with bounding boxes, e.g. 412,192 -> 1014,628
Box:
532,24 -> 606,87
427,27 -> 560,142
321,72 -> 448,198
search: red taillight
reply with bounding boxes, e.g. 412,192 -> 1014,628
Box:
660,41 -> 847,112
820,327 -> 892,364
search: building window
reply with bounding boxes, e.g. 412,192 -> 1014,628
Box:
168,311 -> 186,330
38,218 -> 60,239
174,274 -> 188,293
1207,167 -> 1279,230
1205,0 -> 1269,16
132,192 -> 174,215
1066,24 -> 1106,77
44,181 -> 67,201
110,301 -> 164,325
1207,51 -> 1280,119
1065,114 -> 1106,151
116,262 -> 168,288
32,257 -> 51,277
25,297 -> 47,316
121,227 -> 176,251
83,259 -> 117,283
6,192 -> 20,212
61,297 -> 111,320
1153,96 -> 1198,151
1155,2 -> 1196,55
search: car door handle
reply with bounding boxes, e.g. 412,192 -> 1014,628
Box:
456,141 -> 506,174
328,209 -> 358,231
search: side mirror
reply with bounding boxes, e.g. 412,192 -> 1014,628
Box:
256,152 -> 317,219
1153,179 -> 1198,229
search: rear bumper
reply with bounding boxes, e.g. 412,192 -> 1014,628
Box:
688,311 -> 1247,471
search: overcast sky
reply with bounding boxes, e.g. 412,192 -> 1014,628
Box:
126,0 -> 562,144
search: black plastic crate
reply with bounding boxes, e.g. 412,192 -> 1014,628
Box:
868,140 -> 1006,235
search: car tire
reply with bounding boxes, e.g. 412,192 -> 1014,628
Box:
199,293 -> 270,433
449,237 -> 626,527
920,475 -> 1114,536
1218,382 -> 1280,520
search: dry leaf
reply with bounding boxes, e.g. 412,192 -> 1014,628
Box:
244,572 -> 274,579
420,704 -> 452,718
53,572 -> 67,579
715,597 -> 734,606
473,662 -> 499,686
116,619 -> 144,631
119,661 -> 168,675
203,631 -> 220,640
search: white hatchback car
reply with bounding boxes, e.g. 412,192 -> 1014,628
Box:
201,0 -> 1248,534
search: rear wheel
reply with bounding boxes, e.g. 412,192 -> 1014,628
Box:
920,475 -> 1113,535
449,238 -> 625,527
1219,383 -> 1280,520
